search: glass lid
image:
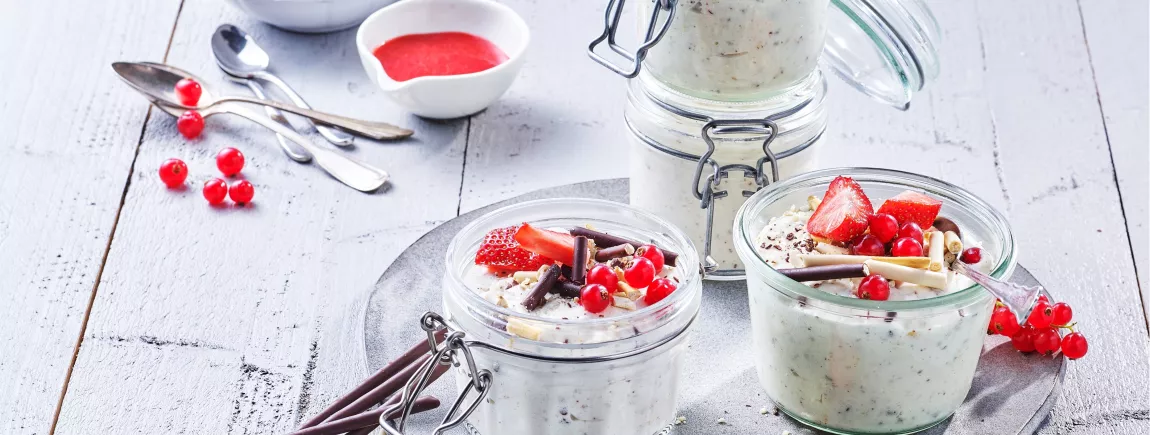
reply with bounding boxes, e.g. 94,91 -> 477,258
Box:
823,0 -> 941,110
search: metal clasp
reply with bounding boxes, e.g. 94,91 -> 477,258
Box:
587,0 -> 676,78
378,312 -> 493,435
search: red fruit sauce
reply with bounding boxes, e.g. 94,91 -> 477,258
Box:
373,32 -> 508,82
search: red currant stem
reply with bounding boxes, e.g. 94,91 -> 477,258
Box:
1056,322 -> 1077,332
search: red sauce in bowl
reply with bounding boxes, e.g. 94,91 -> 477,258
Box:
373,32 -> 509,82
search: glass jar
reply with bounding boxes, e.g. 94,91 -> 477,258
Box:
732,168 -> 1017,434
441,198 -> 703,435
626,71 -> 827,279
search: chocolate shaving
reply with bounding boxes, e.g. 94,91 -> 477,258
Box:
594,243 -> 634,262
933,217 -> 961,237
777,264 -> 867,282
522,265 -> 562,311
570,227 -> 679,266
552,281 -> 582,298
571,236 -> 588,284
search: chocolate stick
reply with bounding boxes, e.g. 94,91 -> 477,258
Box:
552,281 -> 582,298
778,264 -> 868,282
571,236 -> 588,284
570,227 -> 679,266
594,243 -> 634,262
323,354 -> 434,423
289,396 -> 441,435
522,265 -> 561,311
299,329 -> 447,429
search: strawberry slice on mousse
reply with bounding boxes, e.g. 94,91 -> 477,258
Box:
514,223 -> 577,266
876,190 -> 943,230
475,225 -> 554,273
807,176 -> 874,244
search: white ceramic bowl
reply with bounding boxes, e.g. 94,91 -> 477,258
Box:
226,0 -> 399,33
356,0 -> 529,119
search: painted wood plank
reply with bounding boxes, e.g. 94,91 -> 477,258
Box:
52,0 -> 466,433
1077,0 -> 1149,316
0,1 -> 182,433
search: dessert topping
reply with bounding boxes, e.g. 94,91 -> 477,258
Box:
777,264 -> 868,282
637,244 -> 666,273
806,176 -> 874,243
876,190 -> 943,230
644,278 -> 677,304
571,227 -> 679,266
867,213 -> 900,243
856,275 -> 890,301
927,231 -> 945,272
515,223 -> 576,265
522,265 -> 562,311
849,234 -> 886,257
624,257 -> 656,288
960,247 -> 983,264
586,264 -> 619,294
897,222 -> 925,244
579,283 -> 611,314
890,237 -> 924,257
476,225 -> 553,272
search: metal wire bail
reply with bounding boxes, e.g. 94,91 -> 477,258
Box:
378,312 -> 493,435
587,0 -> 676,78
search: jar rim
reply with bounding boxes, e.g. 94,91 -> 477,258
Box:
734,167 -> 1017,311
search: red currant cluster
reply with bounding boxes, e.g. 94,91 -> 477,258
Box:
174,78 -> 206,139
854,213 -> 930,257
581,245 -> 675,313
989,295 -> 1088,359
157,147 -> 255,206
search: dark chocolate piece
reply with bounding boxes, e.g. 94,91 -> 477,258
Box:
570,227 -> 679,266
594,243 -> 635,262
571,236 -> 588,284
552,281 -> 582,298
522,265 -> 562,311
778,264 -> 867,282
932,217 -> 961,237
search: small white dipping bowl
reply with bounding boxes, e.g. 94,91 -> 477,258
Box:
356,0 -> 529,119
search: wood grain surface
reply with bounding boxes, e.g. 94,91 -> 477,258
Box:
0,0 -> 1142,434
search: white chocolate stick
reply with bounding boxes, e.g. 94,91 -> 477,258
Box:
928,231 -> 945,272
801,254 -> 931,269
864,259 -> 949,289
814,243 -> 850,255
944,231 -> 963,254
807,195 -> 822,210
512,271 -> 539,283
506,318 -> 542,340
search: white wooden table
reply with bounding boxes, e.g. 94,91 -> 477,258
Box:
2,0 -> 1146,433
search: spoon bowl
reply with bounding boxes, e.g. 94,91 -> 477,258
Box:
211,24 -> 271,77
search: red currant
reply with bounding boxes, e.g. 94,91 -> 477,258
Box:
624,257 -> 656,288
898,222 -> 924,244
960,247 -> 983,264
850,234 -> 886,257
586,264 -> 619,293
1061,332 -> 1088,359
177,110 -> 205,139
890,237 -> 924,257
1037,294 -> 1049,304
637,244 -> 665,273
228,180 -> 255,204
868,213 -> 899,243
1026,300 -> 1055,329
174,78 -> 202,106
1032,327 -> 1061,356
579,283 -> 611,314
645,278 -> 676,305
856,275 -> 890,301
1011,325 -> 1036,352
1051,302 -> 1073,325
158,158 -> 188,188
216,147 -> 245,176
202,178 -> 228,205
989,306 -> 1021,337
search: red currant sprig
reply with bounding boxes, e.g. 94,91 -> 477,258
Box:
989,297 -> 1087,360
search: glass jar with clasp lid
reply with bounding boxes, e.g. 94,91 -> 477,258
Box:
590,0 -> 942,279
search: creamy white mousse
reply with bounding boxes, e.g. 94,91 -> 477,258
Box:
746,204 -> 995,433
641,0 -> 830,99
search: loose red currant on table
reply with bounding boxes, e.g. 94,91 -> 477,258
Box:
645,278 -> 676,304
202,178 -> 228,205
637,244 -> 665,273
960,247 -> 983,264
989,306 -> 1021,337
158,158 -> 188,187
897,222 -> 924,244
229,180 -> 255,204
177,110 -> 205,139
890,237 -> 924,257
579,283 -> 611,314
624,257 -> 657,288
1026,300 -> 1055,329
174,78 -> 202,106
856,275 -> 890,301
1051,302 -> 1073,325
216,147 -> 245,176
1011,325 -> 1036,352
850,234 -> 886,257
586,264 -> 618,293
1031,327 -> 1061,356
867,213 -> 900,243
1061,332 -> 1089,359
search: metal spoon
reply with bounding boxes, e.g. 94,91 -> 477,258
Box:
225,75 -> 312,162
954,261 -> 1042,320
112,62 -> 412,140
116,63 -> 388,192
211,24 -> 355,147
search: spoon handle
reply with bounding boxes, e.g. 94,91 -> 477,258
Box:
218,96 -> 413,140
243,79 -> 312,163
954,261 -> 1041,320
223,105 -> 390,192
254,71 -> 355,147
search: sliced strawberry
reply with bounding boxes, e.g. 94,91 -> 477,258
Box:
876,190 -> 942,230
514,223 -> 576,265
807,176 -> 874,244
476,225 -> 553,272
